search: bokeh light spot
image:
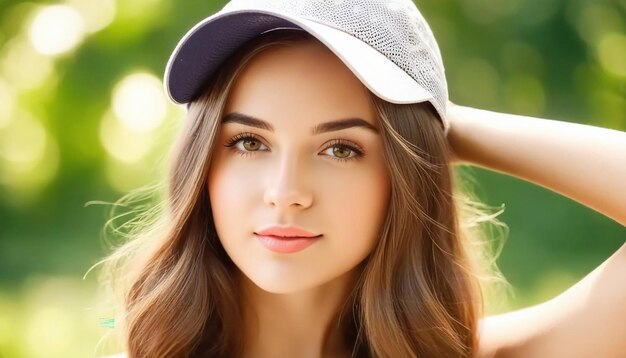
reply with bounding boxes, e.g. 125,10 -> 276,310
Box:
0,109 -> 59,200
104,158 -> 155,193
28,4 -> 86,56
0,78 -> 16,128
595,32 -> 626,78
568,2 -> 624,46
99,110 -> 153,164
112,72 -> 167,132
0,110 -> 46,164
1,37 -> 55,90
67,0 -> 116,33
23,306 -> 73,357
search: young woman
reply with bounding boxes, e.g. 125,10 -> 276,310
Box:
97,1 -> 626,357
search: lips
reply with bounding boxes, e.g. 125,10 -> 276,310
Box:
255,225 -> 321,239
254,225 -> 322,253
255,235 -> 321,254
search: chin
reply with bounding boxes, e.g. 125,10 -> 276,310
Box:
241,268 -> 329,295
251,275 -> 319,294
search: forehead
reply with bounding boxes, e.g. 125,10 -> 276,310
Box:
223,39 -> 378,132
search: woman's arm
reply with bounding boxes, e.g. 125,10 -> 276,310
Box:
446,102 -> 626,226
477,241 -> 626,358
445,102 -> 626,357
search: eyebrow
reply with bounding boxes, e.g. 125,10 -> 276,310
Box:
221,112 -> 379,135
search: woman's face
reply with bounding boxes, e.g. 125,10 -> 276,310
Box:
207,39 -> 391,294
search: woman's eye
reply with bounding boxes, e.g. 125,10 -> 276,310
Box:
224,133 -> 268,157
240,138 -> 264,152
322,139 -> 364,162
321,145 -> 360,161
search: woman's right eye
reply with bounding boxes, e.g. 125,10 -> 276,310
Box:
224,133 -> 267,157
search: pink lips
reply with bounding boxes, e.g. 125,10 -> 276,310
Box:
254,225 -> 322,253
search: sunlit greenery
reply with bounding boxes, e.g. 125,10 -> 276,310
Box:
1,0 -> 623,356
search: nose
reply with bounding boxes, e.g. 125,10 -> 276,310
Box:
263,153 -> 313,211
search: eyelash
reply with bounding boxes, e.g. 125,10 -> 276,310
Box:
223,131 -> 365,163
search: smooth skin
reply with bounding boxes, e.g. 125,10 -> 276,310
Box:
446,103 -> 626,357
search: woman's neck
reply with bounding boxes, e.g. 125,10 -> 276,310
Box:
237,268 -> 360,358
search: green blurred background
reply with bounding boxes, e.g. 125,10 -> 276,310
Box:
0,0 -> 624,356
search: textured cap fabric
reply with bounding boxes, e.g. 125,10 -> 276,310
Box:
164,0 -> 450,136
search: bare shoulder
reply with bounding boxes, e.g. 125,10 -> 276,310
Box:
476,300 -> 553,358
477,242 -> 626,358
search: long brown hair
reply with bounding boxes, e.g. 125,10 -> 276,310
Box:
94,29 -> 508,357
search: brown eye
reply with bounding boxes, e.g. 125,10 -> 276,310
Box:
223,132 -> 268,157
321,140 -> 363,162
332,146 -> 351,159
242,139 -> 261,151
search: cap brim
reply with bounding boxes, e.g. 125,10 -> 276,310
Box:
164,9 -> 448,134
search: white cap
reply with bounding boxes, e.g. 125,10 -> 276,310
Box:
164,0 -> 449,136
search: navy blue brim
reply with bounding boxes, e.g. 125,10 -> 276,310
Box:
166,11 -> 303,104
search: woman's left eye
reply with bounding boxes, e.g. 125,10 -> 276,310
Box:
223,133 -> 364,162
320,139 -> 364,162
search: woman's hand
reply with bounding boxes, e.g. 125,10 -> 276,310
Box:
444,100 -> 463,165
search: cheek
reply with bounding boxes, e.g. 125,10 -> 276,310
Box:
320,161 -> 390,257
207,157 -> 260,240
